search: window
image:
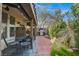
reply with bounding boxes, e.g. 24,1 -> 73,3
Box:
1,27 -> 7,39
10,16 -> 15,25
10,27 -> 15,37
2,11 -> 8,24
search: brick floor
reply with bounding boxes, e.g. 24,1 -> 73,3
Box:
35,36 -> 52,56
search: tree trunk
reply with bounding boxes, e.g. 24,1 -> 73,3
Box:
67,23 -> 75,48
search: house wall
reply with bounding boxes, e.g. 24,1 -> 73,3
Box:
0,6 -> 28,51
0,4 -> 36,53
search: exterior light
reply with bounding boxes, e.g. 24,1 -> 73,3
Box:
26,26 -> 30,29
18,5 -> 20,8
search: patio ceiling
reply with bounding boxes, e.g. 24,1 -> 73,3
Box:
21,3 -> 35,20
21,3 -> 37,25
2,3 -> 37,25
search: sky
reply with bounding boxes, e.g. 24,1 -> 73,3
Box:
35,3 -> 73,14
35,3 -> 74,26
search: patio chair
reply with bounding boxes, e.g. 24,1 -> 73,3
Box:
19,36 -> 32,50
1,34 -> 20,56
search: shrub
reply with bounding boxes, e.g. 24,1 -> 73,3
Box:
50,47 -> 77,56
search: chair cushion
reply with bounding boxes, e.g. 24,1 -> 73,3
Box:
21,42 -> 31,46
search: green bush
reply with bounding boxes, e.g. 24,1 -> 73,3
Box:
50,47 -> 77,56
48,20 -> 66,38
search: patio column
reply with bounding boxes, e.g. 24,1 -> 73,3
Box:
31,19 -> 34,40
0,3 -> 2,56
30,19 -> 34,49
34,25 -> 37,40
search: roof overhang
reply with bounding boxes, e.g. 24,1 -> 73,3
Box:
21,3 -> 37,25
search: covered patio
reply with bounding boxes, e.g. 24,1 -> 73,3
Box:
0,3 -> 37,56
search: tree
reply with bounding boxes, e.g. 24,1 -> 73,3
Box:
35,5 -> 51,28
71,4 -> 79,48
64,11 -> 76,48
71,4 -> 79,18
54,9 -> 64,22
